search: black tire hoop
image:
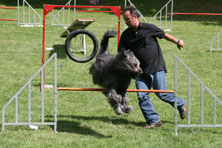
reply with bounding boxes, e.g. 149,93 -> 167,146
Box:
65,29 -> 98,63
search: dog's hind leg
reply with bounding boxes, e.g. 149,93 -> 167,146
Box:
103,89 -> 123,115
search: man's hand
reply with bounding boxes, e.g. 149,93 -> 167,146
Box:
177,40 -> 184,50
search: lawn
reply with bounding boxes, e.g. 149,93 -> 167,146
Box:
1,0 -> 222,148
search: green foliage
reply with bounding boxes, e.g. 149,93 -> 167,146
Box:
1,0 -> 222,148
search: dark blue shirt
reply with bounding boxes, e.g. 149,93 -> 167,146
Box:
118,22 -> 167,74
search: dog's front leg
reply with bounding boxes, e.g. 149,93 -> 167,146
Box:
121,95 -> 133,114
103,89 -> 123,115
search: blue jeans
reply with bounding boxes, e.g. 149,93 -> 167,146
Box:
136,70 -> 185,125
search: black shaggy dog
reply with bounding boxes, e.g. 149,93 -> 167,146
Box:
89,30 -> 142,115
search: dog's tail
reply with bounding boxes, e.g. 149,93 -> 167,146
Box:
99,30 -> 117,55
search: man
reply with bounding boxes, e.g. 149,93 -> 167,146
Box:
118,6 -> 186,129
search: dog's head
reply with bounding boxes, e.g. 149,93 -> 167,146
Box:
115,49 -> 142,79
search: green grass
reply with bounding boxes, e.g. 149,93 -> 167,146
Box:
1,1 -> 222,148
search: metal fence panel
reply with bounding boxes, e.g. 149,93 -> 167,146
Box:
2,53 -> 57,132
174,56 -> 222,135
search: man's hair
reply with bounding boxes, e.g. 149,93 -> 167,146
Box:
123,6 -> 140,18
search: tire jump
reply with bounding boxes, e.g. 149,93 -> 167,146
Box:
65,29 -> 98,63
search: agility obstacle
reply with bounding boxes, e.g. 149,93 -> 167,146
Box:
2,53 -> 57,132
42,4 -> 121,65
2,53 -> 222,135
2,53 -> 173,132
0,6 -> 17,9
51,0 -> 121,26
210,31 -> 222,53
0,18 -> 17,22
172,11 -> 222,53
60,18 -> 95,52
18,0 -> 41,26
172,12 -> 222,16
174,56 -> 222,135
53,0 -> 173,31
51,0 -> 76,26
0,6 -> 18,22
148,0 -> 173,32
0,0 -> 42,26
57,87 -> 174,93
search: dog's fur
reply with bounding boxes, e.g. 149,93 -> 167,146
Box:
89,30 -> 142,115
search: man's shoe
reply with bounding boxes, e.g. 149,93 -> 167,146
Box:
179,105 -> 187,119
144,121 -> 162,129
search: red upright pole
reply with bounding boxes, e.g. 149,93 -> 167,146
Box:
42,7 -> 47,87
42,11 -> 45,65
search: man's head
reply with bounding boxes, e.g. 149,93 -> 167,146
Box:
123,6 -> 140,30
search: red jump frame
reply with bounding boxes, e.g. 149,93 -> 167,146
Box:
0,6 -> 17,22
42,4 -> 121,65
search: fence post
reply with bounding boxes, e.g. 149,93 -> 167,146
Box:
174,56 -> 178,135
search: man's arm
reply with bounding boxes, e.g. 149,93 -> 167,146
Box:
164,33 -> 184,49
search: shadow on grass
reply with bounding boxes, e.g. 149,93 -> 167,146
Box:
56,120 -> 112,138
47,114 -> 146,136
57,114 -> 146,127
177,127 -> 222,135
49,114 -> 175,128
48,44 -> 67,59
